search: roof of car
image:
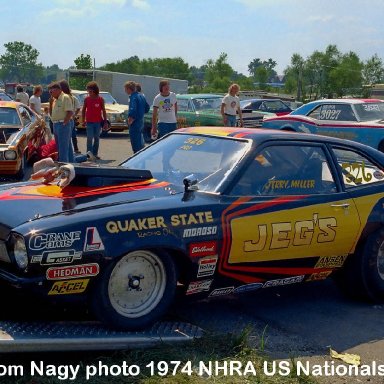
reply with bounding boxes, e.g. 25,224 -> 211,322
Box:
240,98 -> 283,103
177,126 -> 380,153
0,101 -> 20,108
308,98 -> 384,105
177,94 -> 223,99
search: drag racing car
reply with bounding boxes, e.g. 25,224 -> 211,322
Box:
1,127 -> 384,330
262,98 -> 384,151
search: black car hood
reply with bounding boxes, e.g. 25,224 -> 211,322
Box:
0,169 -> 174,239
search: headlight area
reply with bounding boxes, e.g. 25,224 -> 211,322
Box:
4,150 -> 17,160
8,232 -> 29,270
107,113 -> 117,122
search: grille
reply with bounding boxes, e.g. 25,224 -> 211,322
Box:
0,241 -> 10,263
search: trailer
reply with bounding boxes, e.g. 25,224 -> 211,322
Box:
66,69 -> 189,105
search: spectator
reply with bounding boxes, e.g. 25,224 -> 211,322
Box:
48,81 -> 74,162
29,85 -> 43,115
124,81 -> 145,153
151,80 -> 178,139
221,83 -> 243,127
15,85 -> 29,105
59,79 -> 81,154
81,81 -> 107,160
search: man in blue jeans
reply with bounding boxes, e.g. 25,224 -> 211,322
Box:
48,82 -> 74,162
125,81 -> 145,153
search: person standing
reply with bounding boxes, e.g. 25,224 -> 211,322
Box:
15,85 -> 29,105
151,80 -> 178,139
81,81 -> 107,160
48,82 -> 74,163
221,83 -> 243,127
124,81 -> 145,153
59,79 -> 81,154
29,85 -> 43,115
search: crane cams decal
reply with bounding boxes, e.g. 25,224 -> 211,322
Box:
48,279 -> 90,295
186,280 -> 212,295
29,231 -> 82,251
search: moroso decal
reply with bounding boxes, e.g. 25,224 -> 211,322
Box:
315,255 -> 348,269
189,241 -> 217,257
84,227 -> 105,251
186,280 -> 212,295
48,279 -> 89,295
209,287 -> 235,297
46,263 -> 99,280
29,231 -> 81,251
234,283 -> 263,294
183,226 -> 217,238
197,257 -> 218,278
31,249 -> 82,265
263,275 -> 304,288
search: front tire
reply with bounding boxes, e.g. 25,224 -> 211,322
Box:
336,228 -> 384,301
92,250 -> 177,330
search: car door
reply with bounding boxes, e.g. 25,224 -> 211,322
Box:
219,142 -> 361,283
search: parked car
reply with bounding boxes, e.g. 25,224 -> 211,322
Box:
262,98 -> 384,151
0,92 -> 13,102
0,101 -> 45,178
240,98 -> 292,116
143,94 -> 269,142
71,90 -> 128,134
1,127 -> 384,330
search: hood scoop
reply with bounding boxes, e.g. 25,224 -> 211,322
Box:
69,165 -> 153,188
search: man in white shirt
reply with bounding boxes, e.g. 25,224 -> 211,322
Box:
151,80 -> 178,139
29,85 -> 43,115
15,85 -> 29,105
221,83 -> 243,127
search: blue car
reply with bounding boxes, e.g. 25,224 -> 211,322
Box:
262,98 -> 384,151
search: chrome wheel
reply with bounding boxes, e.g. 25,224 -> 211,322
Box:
108,250 -> 167,318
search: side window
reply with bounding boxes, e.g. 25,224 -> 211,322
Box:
311,104 -> 357,121
18,106 -> 32,126
176,99 -> 188,112
332,147 -> 384,188
231,145 -> 337,196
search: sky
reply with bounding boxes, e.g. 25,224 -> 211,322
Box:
2,0 -> 384,77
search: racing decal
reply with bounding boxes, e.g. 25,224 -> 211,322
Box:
179,137 -> 206,151
315,255 -> 348,269
186,280 -> 212,295
189,241 -> 217,257
341,161 -> 373,184
183,226 -> 217,238
46,263 -> 99,280
263,275 -> 304,288
29,231 -> 81,251
264,179 -> 316,190
373,170 -> 384,180
228,202 -> 360,264
106,211 -> 214,234
31,250 -> 82,265
209,287 -> 235,297
84,227 -> 105,251
48,279 -> 90,295
234,283 -> 263,294
197,257 -> 218,278
307,271 -> 332,281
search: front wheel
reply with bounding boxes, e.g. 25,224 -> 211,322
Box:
91,250 -> 177,330
336,228 -> 384,301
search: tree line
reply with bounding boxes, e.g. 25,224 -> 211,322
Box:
0,41 -> 383,101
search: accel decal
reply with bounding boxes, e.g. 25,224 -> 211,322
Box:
48,279 -> 90,295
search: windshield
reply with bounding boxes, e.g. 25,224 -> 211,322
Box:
74,92 -> 118,105
354,103 -> 384,122
0,108 -> 20,126
192,97 -> 222,112
121,133 -> 249,192
0,93 -> 12,101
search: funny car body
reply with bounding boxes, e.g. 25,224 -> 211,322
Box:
1,127 -> 384,330
262,98 -> 384,151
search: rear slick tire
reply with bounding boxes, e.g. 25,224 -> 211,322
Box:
91,250 -> 177,330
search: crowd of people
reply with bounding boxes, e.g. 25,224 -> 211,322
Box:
17,79 -> 244,164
